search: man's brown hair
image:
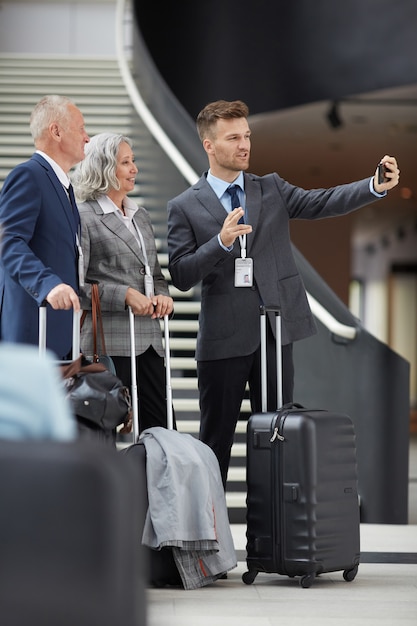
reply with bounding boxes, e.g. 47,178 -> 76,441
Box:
196,100 -> 249,141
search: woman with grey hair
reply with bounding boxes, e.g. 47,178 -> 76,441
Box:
72,132 -> 174,433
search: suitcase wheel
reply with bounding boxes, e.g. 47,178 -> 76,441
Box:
300,573 -> 315,588
343,564 -> 358,582
242,570 -> 258,585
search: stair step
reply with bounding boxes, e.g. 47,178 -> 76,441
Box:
0,56 -> 120,69
0,100 -> 134,112
162,319 -> 199,333
170,357 -> 197,370
226,466 -> 246,482
169,337 -> 196,350
0,77 -> 125,88
229,443 -> 247,457
171,301 -> 201,314
172,398 -> 251,413
225,492 -> 246,509
0,69 -> 124,79
176,420 -> 247,435
171,378 -> 198,390
0,84 -> 128,95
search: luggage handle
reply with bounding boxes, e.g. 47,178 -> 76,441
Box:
260,305 -> 283,412
128,306 -> 140,441
38,303 -> 81,361
128,308 -> 173,443
163,314 -> 174,432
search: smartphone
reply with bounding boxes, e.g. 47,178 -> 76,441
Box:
378,163 -> 387,184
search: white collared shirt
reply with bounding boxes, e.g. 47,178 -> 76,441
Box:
36,150 -> 71,189
97,194 -> 141,248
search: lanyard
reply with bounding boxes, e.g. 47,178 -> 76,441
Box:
239,234 -> 247,259
131,219 -> 151,277
234,188 -> 246,259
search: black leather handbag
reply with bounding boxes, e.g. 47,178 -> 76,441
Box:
62,356 -> 132,435
65,283 -> 132,438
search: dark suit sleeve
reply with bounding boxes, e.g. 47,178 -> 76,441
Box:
167,197 -> 231,292
273,174 -> 377,220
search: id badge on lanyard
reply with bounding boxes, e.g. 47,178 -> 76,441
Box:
234,234 -> 253,287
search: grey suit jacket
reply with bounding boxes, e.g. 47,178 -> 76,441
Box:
167,171 -> 380,361
78,199 -> 170,357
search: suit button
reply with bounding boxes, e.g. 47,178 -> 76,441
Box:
140,268 -> 145,275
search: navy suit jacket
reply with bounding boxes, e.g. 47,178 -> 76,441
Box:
0,153 -> 79,358
167,171 -> 379,361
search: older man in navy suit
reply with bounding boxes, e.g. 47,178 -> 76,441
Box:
0,95 -> 89,359
167,99 -> 400,487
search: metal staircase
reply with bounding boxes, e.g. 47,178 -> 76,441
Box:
0,55 -> 248,522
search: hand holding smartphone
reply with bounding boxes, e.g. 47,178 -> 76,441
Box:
377,163 -> 388,184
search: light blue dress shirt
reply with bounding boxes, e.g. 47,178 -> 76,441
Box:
207,170 -> 245,251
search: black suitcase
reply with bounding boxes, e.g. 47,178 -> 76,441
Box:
243,306 -> 360,588
0,439 -> 145,626
123,441 -> 183,587
122,308 -> 182,587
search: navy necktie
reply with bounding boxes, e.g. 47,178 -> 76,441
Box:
67,183 -> 80,230
227,184 -> 244,224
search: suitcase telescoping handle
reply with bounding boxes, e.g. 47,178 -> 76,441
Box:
260,305 -> 283,412
128,308 -> 173,443
128,306 -> 140,441
38,303 -> 81,361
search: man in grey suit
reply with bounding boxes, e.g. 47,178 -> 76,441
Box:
167,99 -> 400,487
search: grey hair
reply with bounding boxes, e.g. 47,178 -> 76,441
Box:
29,95 -> 75,143
72,132 -> 132,202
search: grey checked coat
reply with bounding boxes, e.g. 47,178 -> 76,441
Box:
78,199 -> 170,357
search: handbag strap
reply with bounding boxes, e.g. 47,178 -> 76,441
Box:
80,283 -> 108,361
91,283 -> 108,359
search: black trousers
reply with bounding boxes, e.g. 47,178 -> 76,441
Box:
198,323 -> 294,488
112,346 -> 175,433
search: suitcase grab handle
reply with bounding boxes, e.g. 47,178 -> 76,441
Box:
260,305 -> 281,316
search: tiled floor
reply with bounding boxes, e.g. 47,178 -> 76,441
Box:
146,435 -> 417,626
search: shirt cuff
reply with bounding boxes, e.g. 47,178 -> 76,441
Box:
369,177 -> 387,198
218,233 -> 233,252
